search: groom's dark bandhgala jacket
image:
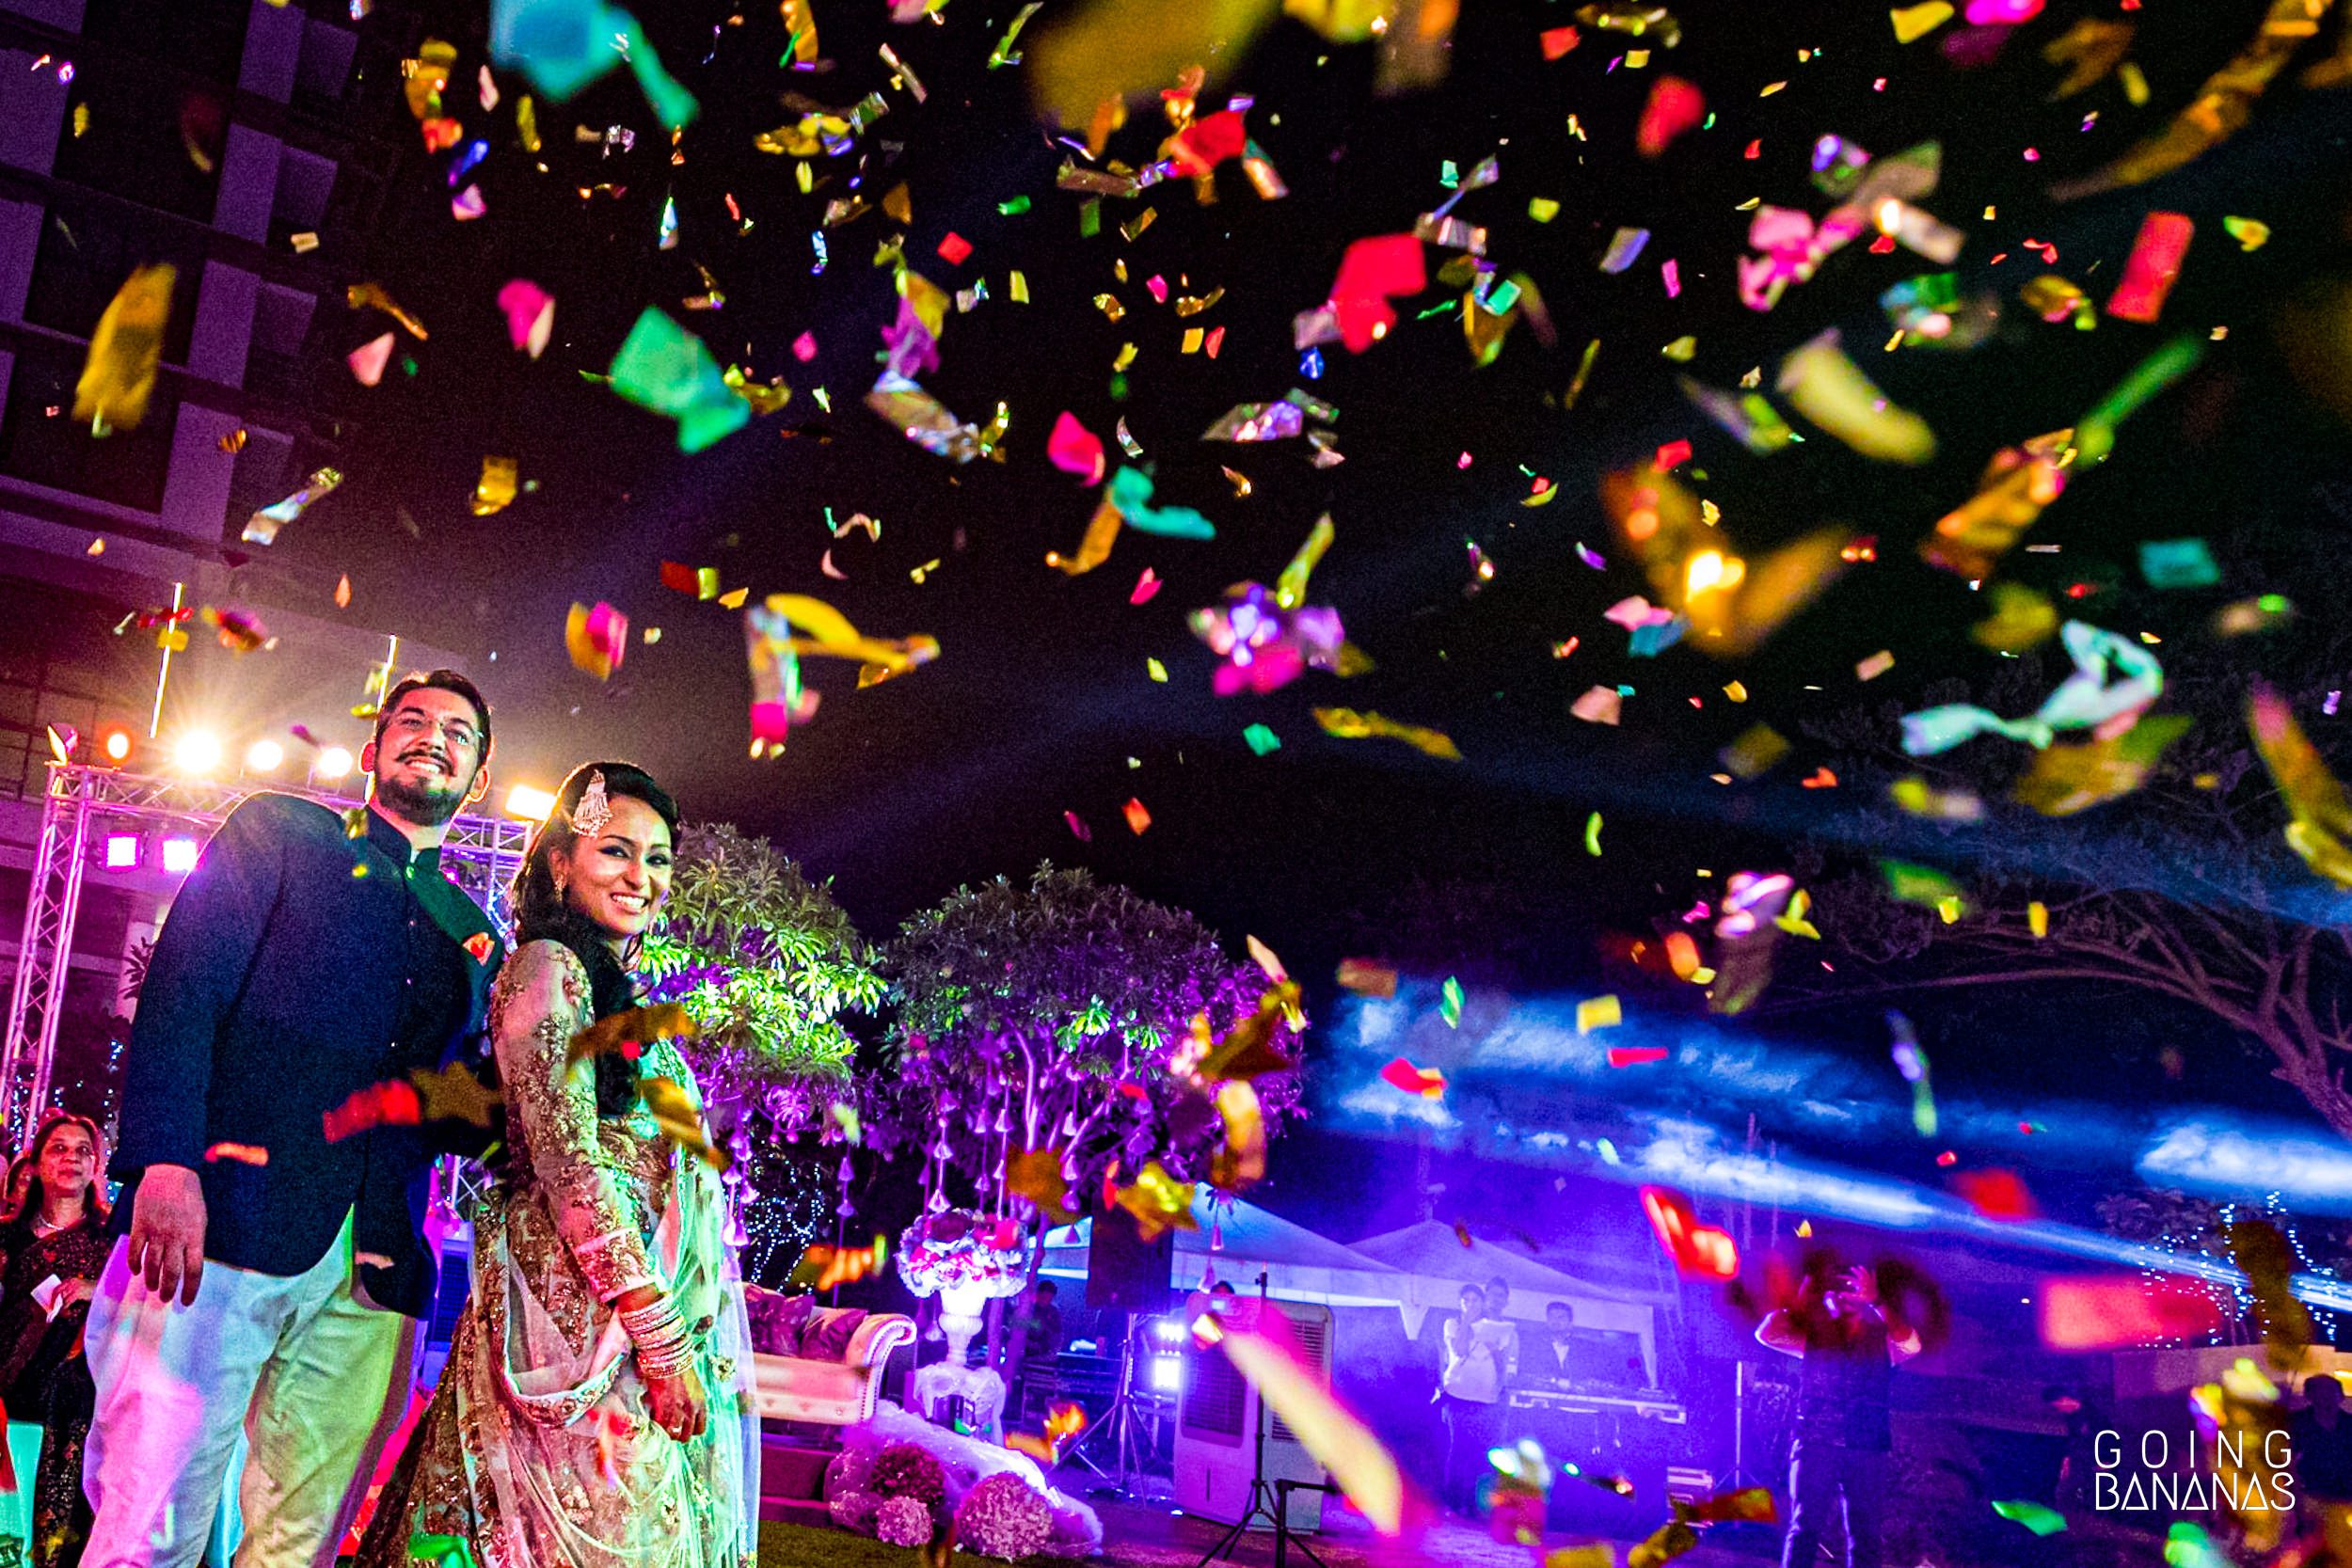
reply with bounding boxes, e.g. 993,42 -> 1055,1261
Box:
112,792 -> 504,1317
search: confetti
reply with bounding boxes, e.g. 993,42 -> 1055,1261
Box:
498,278 -> 555,357
489,0 -> 698,130
242,467 -> 344,546
567,1002 -> 697,1065
2139,538 -> 2220,589
1900,621 -> 2161,755
1991,1501 -> 2068,1537
74,262 -> 175,434
1311,707 -> 1461,759
564,601 -> 628,680
470,456 -> 519,516
1639,1185 -> 1738,1280
1047,410 -> 1107,483
1635,76 -> 1703,157
1338,959 -> 1399,997
1123,798 -> 1152,834
1576,994 -> 1623,1033
1888,2 -> 1952,43
607,308 -> 753,452
2249,683 -> 2352,888
347,331 -> 395,387
1111,1160 -> 1198,1242
2105,212 -> 2194,324
1776,330 -> 1935,464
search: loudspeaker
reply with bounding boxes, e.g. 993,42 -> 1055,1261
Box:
1087,1206 -> 1175,1311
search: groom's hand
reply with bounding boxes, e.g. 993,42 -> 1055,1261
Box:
128,1164 -> 207,1307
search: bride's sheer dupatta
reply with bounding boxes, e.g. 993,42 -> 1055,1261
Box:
469,1053 -> 758,1568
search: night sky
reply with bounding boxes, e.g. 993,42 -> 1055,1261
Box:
35,0 -> 2352,1237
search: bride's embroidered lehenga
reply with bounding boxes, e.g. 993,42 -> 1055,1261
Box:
355,940 -> 756,1568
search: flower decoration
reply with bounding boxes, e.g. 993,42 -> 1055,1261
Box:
874,1496 -> 935,1548
828,1490 -> 882,1533
955,1472 -> 1055,1560
868,1442 -> 949,1511
896,1209 -> 1031,1302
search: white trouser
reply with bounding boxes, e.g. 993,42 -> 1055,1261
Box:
79,1212 -> 416,1568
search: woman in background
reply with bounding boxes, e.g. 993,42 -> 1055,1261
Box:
0,1114 -> 109,1567
1,1154 -> 34,1224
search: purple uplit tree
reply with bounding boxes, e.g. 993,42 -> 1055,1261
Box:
870,865 -> 1304,1370
639,822 -> 884,1279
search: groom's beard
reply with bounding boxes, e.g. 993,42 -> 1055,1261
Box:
373,769 -> 467,826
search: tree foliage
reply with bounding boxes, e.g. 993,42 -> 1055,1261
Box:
872,864 -> 1304,1211
639,822 -> 883,1273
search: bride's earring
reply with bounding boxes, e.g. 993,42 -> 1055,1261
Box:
552,869 -> 568,904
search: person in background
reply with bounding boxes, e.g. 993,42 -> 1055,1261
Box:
1757,1262 -> 1921,1568
2,1155 -> 33,1224
0,1113 -> 111,1566
2292,1374 -> 2352,1513
1482,1276 -> 1521,1391
1438,1284 -> 1502,1513
1008,1279 -> 1066,1417
1537,1301 -> 1590,1386
1020,1279 -> 1065,1366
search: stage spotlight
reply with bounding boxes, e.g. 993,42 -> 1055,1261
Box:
1149,1353 -> 1183,1394
314,746 -> 354,782
503,784 -> 558,822
1151,1317 -> 1187,1345
98,725 -> 134,766
173,731 -> 223,776
103,834 -> 139,870
160,837 -> 199,874
246,738 -> 284,773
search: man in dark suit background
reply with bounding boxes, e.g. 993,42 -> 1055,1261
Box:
81,672 -> 504,1568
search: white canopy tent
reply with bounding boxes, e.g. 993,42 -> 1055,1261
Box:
1038,1196 -> 1406,1308
1346,1220 -> 1667,1386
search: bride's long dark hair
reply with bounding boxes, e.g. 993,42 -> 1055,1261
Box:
512,761 -> 679,1117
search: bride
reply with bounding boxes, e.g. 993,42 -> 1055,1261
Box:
356,762 -> 755,1568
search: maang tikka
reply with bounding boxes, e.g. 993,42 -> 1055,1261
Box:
570,769 -> 612,837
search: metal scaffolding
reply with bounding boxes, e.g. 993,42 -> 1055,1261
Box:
0,764 -> 527,1142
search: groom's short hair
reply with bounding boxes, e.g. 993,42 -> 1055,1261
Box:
373,669 -> 493,757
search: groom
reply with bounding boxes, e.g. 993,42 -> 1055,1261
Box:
83,671 -> 505,1568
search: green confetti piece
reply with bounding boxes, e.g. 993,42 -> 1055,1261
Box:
2139,537 -> 2219,589
1880,859 -> 1962,908
998,195 -> 1032,215
607,308 -> 751,452
1079,198 -> 1102,238
1244,723 -> 1281,756
1584,812 -> 1603,856
1992,1500 -> 2066,1537
1440,975 -> 1464,1028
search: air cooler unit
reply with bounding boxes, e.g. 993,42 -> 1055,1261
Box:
1171,1293 -> 1333,1531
